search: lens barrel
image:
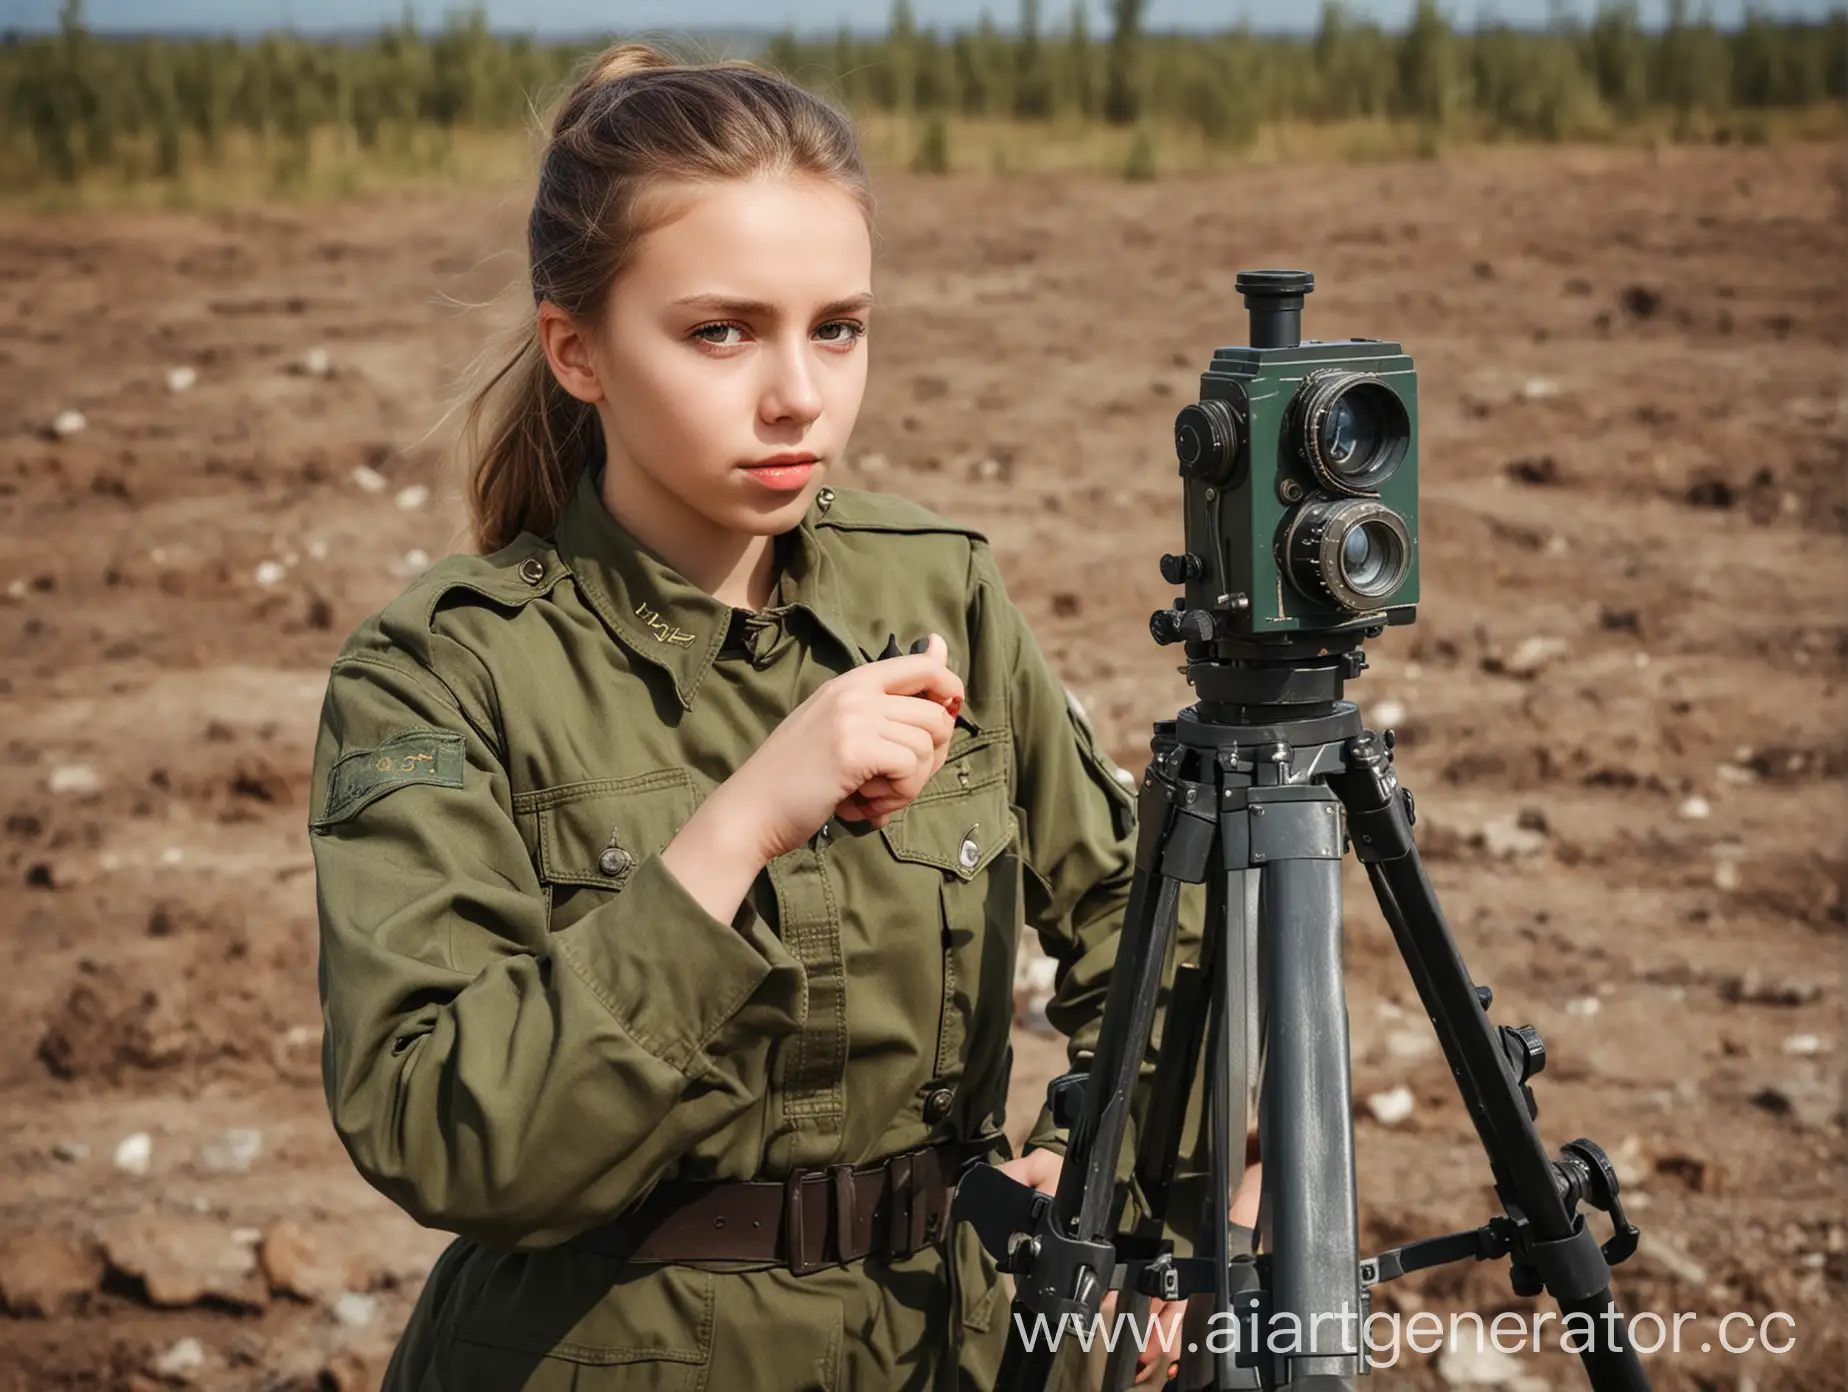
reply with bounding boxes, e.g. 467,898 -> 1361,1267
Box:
1293,370 -> 1411,496
1282,497 -> 1413,612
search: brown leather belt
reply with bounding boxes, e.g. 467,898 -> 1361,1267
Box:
563,1138 -> 998,1275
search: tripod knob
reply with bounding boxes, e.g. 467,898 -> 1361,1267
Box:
1502,1023 -> 1547,1083
1159,551 -> 1204,584
1149,608 -> 1184,645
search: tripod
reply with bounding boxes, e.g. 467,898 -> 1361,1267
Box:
955,635 -> 1653,1391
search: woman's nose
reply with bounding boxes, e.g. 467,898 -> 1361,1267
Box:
759,339 -> 824,425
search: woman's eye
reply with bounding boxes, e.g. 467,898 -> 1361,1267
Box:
692,320 -> 864,349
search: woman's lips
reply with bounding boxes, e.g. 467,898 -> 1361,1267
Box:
742,460 -> 817,491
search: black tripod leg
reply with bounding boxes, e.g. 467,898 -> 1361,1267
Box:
1332,737 -> 1651,1392
995,777 -> 1212,1392
1255,789 -> 1363,1388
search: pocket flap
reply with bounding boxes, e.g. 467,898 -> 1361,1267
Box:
521,769 -> 697,890
880,735 -> 1015,881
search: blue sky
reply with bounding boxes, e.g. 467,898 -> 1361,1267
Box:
5,0 -> 1838,34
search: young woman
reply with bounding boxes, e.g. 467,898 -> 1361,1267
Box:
308,44 -> 1256,1391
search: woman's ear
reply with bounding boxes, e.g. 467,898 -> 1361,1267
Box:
536,301 -> 605,405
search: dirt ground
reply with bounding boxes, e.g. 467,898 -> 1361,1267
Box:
1,140 -> 1842,1391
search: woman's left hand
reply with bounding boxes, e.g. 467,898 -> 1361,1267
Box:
993,1149 -> 1182,1386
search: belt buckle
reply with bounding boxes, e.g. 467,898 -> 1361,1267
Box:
783,1167 -> 855,1275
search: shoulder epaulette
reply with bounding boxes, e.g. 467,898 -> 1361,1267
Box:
812,485 -> 988,541
378,532 -> 566,635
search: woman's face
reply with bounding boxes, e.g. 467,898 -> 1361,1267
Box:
574,173 -> 873,541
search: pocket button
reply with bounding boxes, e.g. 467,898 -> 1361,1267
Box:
597,846 -> 633,878
958,825 -> 981,872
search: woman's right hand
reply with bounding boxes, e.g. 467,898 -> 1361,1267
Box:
732,633 -> 964,861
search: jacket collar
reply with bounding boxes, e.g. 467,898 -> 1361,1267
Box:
554,464 -> 865,710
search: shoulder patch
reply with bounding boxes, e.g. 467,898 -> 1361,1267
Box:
814,486 -> 988,540
312,729 -> 466,830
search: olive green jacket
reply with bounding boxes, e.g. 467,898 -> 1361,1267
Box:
307,466 -> 1193,1390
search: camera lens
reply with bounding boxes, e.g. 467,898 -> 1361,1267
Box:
1293,371 -> 1410,495
1282,497 -> 1413,612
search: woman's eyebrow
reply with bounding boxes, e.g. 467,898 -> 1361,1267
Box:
669,292 -> 876,317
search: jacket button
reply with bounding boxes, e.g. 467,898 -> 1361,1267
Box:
597,847 -> 633,878
518,557 -> 547,586
816,486 -> 835,513
924,1086 -> 954,1124
958,826 -> 981,871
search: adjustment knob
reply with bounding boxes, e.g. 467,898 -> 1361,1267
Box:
1505,1024 -> 1547,1082
1177,609 -> 1217,644
1149,609 -> 1184,646
1174,400 -> 1242,483
1160,551 -> 1205,584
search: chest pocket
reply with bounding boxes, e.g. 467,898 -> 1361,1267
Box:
519,769 -> 698,935
879,732 -> 1020,1134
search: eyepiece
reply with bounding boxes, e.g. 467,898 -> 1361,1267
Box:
1236,269 -> 1315,350
1282,497 -> 1413,612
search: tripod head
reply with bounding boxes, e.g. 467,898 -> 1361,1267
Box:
1152,270 -> 1420,721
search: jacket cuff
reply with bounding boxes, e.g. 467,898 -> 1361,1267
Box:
551,852 -> 803,1076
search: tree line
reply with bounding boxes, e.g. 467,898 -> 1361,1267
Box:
3,0 -> 1842,191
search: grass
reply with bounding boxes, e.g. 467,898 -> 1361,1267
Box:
5,102 -> 1842,215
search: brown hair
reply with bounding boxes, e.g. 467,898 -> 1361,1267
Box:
461,43 -> 873,553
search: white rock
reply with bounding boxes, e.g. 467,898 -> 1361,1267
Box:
1678,795 -> 1711,820
975,457 -> 1003,481
161,847 -> 184,866
395,483 -> 430,510
229,1227 -> 263,1246
350,465 -> 388,493
153,1337 -> 206,1379
1633,651 -> 1651,669
47,764 -> 102,795
254,560 -> 286,588
5,579 -> 25,600
1366,1086 -> 1416,1126
1520,377 -> 1560,400
1714,859 -> 1740,891
1014,952 -> 1057,997
165,366 -> 198,394
284,1023 -> 320,1050
1503,635 -> 1570,678
1480,816 -> 1547,858
331,1291 -> 379,1328
53,1141 -> 89,1162
51,409 -> 87,438
300,346 -> 331,378
1543,534 -> 1569,556
1782,1033 -> 1825,1056
198,1128 -> 263,1175
1716,762 -> 1755,786
1566,995 -> 1602,1018
1385,1029 -> 1434,1061
1373,699 -> 1406,728
307,539 -> 329,561
1403,662 -> 1422,682
114,1132 -> 152,1176
390,548 -> 432,578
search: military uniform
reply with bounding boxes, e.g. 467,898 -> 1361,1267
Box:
308,463 -> 1197,1390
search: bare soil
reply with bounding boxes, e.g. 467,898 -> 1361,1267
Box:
1,141 -> 1843,1391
